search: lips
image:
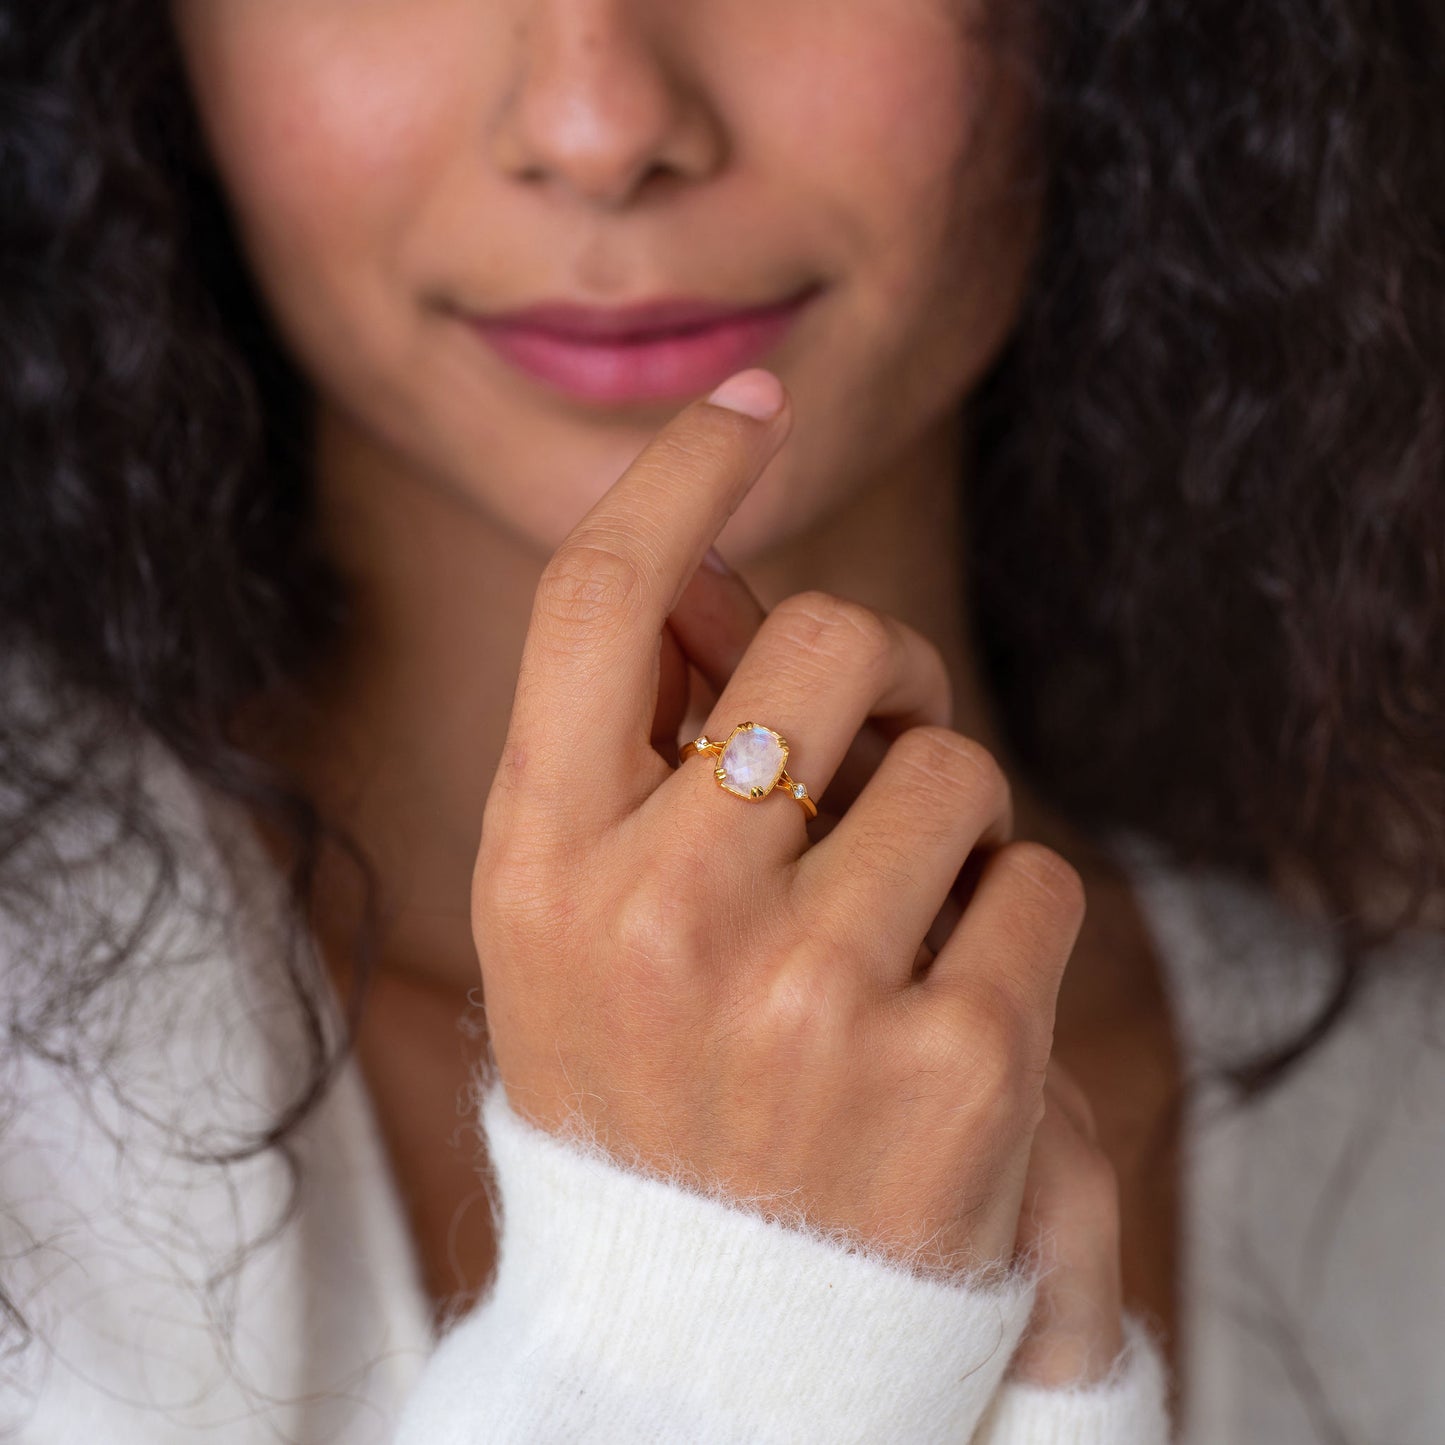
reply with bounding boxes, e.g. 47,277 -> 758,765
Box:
462,284 -> 821,404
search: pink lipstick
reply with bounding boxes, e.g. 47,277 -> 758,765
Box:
463,286 -> 820,404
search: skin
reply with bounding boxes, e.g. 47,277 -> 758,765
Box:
170,0 -> 1183,1395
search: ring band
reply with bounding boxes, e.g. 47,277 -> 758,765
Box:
679,721 -> 818,819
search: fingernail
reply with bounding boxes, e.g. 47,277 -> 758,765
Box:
702,545 -> 732,574
705,368 -> 784,421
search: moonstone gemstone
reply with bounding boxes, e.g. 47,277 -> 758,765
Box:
718,724 -> 787,798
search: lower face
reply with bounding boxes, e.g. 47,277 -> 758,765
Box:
169,0 -> 1045,564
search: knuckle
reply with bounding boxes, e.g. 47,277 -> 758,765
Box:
469,853 -> 509,929
477,753 -> 562,851
710,925 -> 862,1059
609,870 -> 690,974
646,427 -> 732,476
770,590 -> 893,675
948,994 -> 1046,1119
750,955 -> 847,1047
472,848 -> 571,947
535,542 -> 646,634
959,960 -> 1055,1061
999,840 -> 1087,919
892,727 -> 1011,808
899,1000 -> 977,1083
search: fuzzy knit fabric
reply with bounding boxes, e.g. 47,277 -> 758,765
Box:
391,1073 -> 1170,1443
21,651 -> 1445,1441
975,1314 -> 1171,1445
0,656 -> 1171,1442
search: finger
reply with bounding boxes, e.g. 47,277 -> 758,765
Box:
921,839 -> 1086,1052
653,549 -> 769,767
648,619 -> 694,760
500,369 -> 791,834
794,727 -> 1014,990
1042,1056 -> 1100,1143
666,558 -> 941,824
665,546 -> 769,694
656,593 -> 954,857
1009,1076 -> 1125,1386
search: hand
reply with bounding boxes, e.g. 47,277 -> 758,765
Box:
474,367 -> 1085,1279
1006,1057 -> 1128,1385
668,504 -> 1131,1382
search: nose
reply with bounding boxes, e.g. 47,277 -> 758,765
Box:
490,1 -> 724,209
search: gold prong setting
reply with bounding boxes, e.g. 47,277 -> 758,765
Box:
679,720 -> 817,818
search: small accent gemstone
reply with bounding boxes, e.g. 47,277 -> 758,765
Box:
717,723 -> 787,800
792,782 -> 808,799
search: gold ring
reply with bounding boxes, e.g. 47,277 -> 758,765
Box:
678,721 -> 818,819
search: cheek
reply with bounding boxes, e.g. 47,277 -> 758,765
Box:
761,10 -> 1014,263
740,8 -> 1039,443
739,1 -> 1039,417
172,5 -> 470,335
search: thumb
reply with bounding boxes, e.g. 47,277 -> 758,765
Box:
668,544 -> 771,691
650,618 -> 694,761
650,545 -> 770,761
1008,1059 -> 1126,1386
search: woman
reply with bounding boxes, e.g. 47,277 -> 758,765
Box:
2,0 -> 1440,1440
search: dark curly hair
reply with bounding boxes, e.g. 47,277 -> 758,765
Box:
974,0 -> 1445,1041
2,0 -> 1442,1430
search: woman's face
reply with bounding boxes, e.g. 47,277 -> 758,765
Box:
170,0 -> 1043,562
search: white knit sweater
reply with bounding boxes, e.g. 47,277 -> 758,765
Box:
2,690 -> 1440,1441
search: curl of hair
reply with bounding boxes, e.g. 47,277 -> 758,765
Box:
1,0 -> 1442,1420
0,0 -> 374,1369
968,0 -> 1445,1090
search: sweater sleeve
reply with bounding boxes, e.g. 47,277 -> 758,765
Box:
396,1077 -> 1178,1444
394,1073 -> 1043,1444
971,1311 -> 1173,1445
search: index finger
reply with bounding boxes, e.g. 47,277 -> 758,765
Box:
499,368 -> 792,832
